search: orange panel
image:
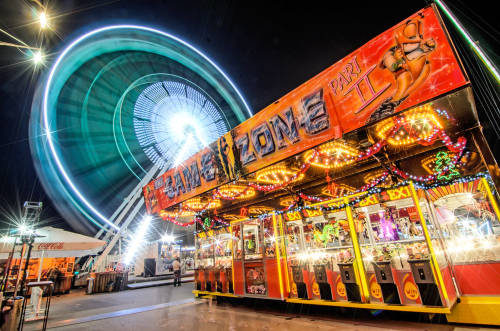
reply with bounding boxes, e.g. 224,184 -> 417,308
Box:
265,259 -> 281,299
454,263 -> 500,295
233,260 -> 244,295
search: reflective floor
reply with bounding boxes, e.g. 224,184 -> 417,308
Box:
24,285 -> 495,331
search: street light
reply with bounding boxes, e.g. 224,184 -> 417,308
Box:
32,50 -> 43,65
39,12 -> 48,29
161,234 -> 175,244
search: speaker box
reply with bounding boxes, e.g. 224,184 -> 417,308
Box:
296,282 -> 308,299
380,283 -> 401,304
345,283 -> 362,302
144,258 -> 156,277
417,283 -> 443,306
318,283 -> 333,301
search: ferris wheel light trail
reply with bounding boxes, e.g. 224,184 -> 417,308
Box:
173,134 -> 194,167
43,25 -> 252,230
123,215 -> 152,265
434,0 -> 500,84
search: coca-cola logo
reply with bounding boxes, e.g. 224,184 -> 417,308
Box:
37,242 -> 64,250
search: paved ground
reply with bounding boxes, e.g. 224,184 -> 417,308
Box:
23,284 -> 496,331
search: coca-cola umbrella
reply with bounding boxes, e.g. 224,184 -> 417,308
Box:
0,226 -> 106,259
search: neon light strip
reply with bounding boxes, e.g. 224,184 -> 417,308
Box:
434,0 -> 500,83
43,25 -> 252,230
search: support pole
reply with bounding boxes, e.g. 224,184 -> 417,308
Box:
37,250 -> 45,282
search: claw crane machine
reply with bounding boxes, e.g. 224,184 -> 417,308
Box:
349,183 -> 457,307
194,231 -> 214,291
284,200 -> 363,302
214,227 -> 233,293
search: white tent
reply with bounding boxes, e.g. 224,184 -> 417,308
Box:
0,226 -> 105,259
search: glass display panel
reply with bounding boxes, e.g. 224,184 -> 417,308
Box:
352,189 -> 428,273
232,224 -> 242,260
195,235 -> 214,268
215,230 -> 232,268
427,180 -> 500,264
263,216 -> 276,258
243,219 -> 263,260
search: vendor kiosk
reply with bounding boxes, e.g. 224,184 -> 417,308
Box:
145,5 -> 500,326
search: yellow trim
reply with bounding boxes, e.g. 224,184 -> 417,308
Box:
481,177 -> 500,221
345,198 -> 370,301
446,295 -> 500,326
193,290 -> 239,298
408,182 -> 449,302
309,191 -> 366,208
272,213 -> 285,300
230,218 -> 248,224
278,214 -> 290,293
286,298 -> 452,314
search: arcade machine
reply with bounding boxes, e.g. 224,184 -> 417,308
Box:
424,178 -> 500,302
214,228 -> 232,292
284,215 -> 309,299
242,218 -> 266,295
230,217 -> 282,298
284,204 -> 363,302
194,233 -> 214,291
351,185 -> 447,306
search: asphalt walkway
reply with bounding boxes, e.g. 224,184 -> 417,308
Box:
23,285 -> 491,331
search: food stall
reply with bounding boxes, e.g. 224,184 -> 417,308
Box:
143,4 -> 500,326
0,227 -> 105,294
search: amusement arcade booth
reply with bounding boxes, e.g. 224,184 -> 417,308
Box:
144,5 -> 500,326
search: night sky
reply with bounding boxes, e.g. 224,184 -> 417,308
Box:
0,0 -> 497,232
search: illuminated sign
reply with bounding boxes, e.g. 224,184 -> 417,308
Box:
285,211 -> 302,222
357,186 -> 413,207
145,5 -> 467,212
302,208 -> 323,218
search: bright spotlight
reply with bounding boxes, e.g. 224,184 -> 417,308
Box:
162,234 -> 175,244
123,215 -> 152,265
39,12 -> 48,29
18,224 -> 28,234
32,51 -> 43,65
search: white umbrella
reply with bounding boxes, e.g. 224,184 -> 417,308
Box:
0,226 -> 106,258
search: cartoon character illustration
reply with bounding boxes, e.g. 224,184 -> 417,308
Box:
370,13 -> 436,123
145,185 -> 157,211
217,132 -> 238,180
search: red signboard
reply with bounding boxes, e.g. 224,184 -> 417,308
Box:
145,5 -> 467,213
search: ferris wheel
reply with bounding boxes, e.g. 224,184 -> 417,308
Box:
29,25 -> 251,263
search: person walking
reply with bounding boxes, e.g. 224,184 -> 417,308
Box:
172,257 -> 181,287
